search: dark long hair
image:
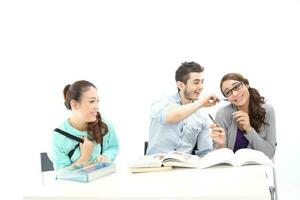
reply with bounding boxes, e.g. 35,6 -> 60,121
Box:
220,73 -> 268,132
63,80 -> 108,143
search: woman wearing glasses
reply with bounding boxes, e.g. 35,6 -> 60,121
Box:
210,73 -> 276,159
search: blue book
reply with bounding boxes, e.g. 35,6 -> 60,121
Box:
57,161 -> 116,183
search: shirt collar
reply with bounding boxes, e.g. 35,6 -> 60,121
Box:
172,92 -> 183,104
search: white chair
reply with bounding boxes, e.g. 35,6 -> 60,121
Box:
269,165 -> 278,200
266,158 -> 278,200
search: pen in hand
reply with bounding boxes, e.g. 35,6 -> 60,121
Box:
208,113 -> 223,133
219,98 -> 228,102
208,113 -> 217,125
208,98 -> 228,103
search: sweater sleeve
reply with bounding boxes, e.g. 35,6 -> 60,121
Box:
244,103 -> 277,159
214,107 -> 230,149
101,120 -> 120,162
50,132 -> 72,170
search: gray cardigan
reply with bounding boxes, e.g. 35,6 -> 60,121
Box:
215,103 -> 276,159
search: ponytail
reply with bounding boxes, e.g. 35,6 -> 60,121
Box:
86,112 -> 108,144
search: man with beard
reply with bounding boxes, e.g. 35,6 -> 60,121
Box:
146,62 -> 218,156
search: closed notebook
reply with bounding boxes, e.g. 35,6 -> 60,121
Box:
57,161 -> 116,183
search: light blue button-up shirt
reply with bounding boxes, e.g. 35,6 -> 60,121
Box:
146,93 -> 212,156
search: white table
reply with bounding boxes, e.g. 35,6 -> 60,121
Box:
23,165 -> 271,200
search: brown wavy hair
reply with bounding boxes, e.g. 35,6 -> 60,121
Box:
220,73 -> 269,132
63,80 -> 108,143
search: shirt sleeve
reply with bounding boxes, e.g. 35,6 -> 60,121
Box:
196,117 -> 213,156
150,97 -> 177,125
101,121 -> 120,162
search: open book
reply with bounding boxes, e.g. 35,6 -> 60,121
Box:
129,151 -> 200,173
198,148 -> 274,169
57,161 -> 116,182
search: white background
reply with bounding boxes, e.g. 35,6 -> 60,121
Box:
0,0 -> 299,199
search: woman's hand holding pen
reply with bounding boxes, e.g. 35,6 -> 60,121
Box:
209,124 -> 226,148
232,111 -> 253,133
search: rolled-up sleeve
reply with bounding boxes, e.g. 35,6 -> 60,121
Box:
150,98 -> 177,125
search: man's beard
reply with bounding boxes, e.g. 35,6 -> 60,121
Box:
183,88 -> 198,101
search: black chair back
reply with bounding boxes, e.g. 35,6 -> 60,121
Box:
144,141 -> 148,155
40,152 -> 54,172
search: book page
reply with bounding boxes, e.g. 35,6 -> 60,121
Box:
162,151 -> 200,167
233,149 -> 274,167
129,154 -> 168,168
198,148 -> 235,169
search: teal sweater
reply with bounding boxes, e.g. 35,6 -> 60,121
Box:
51,118 -> 119,170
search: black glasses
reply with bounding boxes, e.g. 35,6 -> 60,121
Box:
223,82 -> 244,97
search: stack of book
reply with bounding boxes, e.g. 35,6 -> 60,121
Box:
129,151 -> 200,173
57,161 -> 116,183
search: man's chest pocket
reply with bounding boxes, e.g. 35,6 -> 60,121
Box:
180,123 -> 202,143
